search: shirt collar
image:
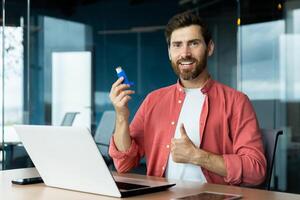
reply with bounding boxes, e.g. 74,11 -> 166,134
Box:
176,76 -> 214,94
176,80 -> 185,93
201,77 -> 213,94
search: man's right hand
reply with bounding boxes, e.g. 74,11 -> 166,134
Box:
109,77 -> 135,152
109,77 -> 135,120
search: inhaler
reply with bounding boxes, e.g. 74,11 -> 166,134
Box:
115,66 -> 134,86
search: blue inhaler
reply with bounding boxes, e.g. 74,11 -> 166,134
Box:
115,66 -> 134,86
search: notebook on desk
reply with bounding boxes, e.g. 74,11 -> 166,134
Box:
14,125 -> 175,198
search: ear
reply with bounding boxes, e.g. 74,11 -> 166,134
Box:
168,47 -> 172,61
207,40 -> 214,56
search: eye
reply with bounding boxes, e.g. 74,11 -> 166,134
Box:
172,42 -> 182,49
190,40 -> 200,47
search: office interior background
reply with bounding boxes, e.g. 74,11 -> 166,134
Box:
1,0 -> 300,194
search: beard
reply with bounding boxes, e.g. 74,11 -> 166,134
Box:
171,53 -> 208,81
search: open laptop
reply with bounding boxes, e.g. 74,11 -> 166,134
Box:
13,125 -> 175,197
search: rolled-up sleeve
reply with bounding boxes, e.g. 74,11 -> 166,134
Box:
109,136 -> 140,173
223,94 -> 266,185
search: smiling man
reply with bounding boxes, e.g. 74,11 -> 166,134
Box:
108,11 -> 266,186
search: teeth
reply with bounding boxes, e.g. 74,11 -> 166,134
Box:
180,61 -> 193,65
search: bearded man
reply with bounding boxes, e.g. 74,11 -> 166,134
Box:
108,11 -> 266,186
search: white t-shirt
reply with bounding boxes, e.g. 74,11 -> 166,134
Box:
165,88 -> 207,183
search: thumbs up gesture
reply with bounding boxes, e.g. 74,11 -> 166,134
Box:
171,123 -> 198,163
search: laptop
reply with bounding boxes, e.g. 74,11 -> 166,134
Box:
13,125 -> 175,197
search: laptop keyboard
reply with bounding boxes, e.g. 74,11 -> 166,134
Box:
116,181 -> 150,190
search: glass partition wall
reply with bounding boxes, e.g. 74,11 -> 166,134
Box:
1,0 -> 300,195
238,0 -> 300,193
1,0 -> 29,170
0,0 -> 93,170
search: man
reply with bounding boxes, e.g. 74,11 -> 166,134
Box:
109,11 -> 266,186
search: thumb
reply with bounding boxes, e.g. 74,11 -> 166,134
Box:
180,123 -> 188,138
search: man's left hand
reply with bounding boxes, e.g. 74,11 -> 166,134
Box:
171,123 -> 198,163
170,123 -> 227,177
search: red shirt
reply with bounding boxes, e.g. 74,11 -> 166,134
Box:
109,79 -> 266,185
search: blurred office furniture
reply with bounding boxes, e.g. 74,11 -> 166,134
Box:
1,144 -> 34,170
260,129 -> 283,190
0,128 -> 32,170
61,112 -> 80,126
252,100 -> 287,191
94,110 -> 116,168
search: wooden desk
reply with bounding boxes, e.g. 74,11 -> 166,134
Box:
1,168 -> 300,200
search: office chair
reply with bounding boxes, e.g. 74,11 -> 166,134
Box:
94,110 -> 116,168
94,110 -> 147,174
259,129 -> 283,190
60,112 -> 79,126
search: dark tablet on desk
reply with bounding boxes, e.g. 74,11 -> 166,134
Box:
173,191 -> 242,200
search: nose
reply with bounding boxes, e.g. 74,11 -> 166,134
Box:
180,44 -> 192,58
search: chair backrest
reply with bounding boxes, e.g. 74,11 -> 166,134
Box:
60,112 -> 80,126
94,111 -> 116,159
260,129 -> 283,190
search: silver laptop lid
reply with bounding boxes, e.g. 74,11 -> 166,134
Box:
14,125 -> 121,197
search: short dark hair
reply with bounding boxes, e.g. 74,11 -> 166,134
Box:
165,11 -> 212,47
